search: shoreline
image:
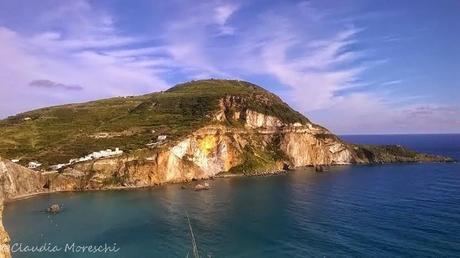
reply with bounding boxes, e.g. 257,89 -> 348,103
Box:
1,159 -> 456,257
5,159 -> 457,204
4,169 -> 291,204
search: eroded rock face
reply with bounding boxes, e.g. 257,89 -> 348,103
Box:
0,106 -> 450,198
0,110 -> 357,194
126,110 -> 356,180
0,201 -> 11,258
245,110 -> 283,129
0,158 -> 47,200
0,109 -> 441,194
63,125 -> 246,188
0,158 -> 83,200
280,132 -> 355,166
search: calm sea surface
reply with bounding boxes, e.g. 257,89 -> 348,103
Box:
4,134 -> 460,257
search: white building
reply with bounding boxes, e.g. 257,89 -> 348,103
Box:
28,161 -> 42,169
78,148 -> 123,161
146,136 -> 168,148
49,148 -> 123,170
11,159 -> 20,163
50,163 -> 67,170
88,148 -> 123,159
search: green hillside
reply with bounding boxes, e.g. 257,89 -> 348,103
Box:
0,79 -> 307,167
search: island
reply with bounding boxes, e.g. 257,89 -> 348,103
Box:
0,79 -> 452,258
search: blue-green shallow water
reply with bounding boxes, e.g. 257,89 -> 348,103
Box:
4,135 -> 460,257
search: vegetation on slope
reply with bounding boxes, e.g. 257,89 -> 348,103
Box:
354,144 -> 454,163
0,79 -> 307,167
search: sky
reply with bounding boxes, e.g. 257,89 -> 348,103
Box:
0,0 -> 459,134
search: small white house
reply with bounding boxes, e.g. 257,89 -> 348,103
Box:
11,159 -> 20,163
50,163 -> 67,170
157,135 -> 167,141
49,148 -> 123,170
28,161 -> 42,169
81,148 -> 123,160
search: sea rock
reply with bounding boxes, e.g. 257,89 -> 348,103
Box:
47,204 -> 61,214
314,166 -> 324,172
194,182 -> 210,191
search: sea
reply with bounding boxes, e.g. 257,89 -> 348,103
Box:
4,134 -> 460,257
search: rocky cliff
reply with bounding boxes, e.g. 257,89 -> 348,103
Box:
0,201 -> 10,258
0,110 -> 451,194
0,80 -> 452,194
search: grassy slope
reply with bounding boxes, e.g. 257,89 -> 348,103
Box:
0,79 -> 307,167
354,144 -> 453,163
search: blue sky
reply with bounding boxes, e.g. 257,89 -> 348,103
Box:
0,0 -> 458,134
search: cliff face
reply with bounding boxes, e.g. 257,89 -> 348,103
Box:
0,103 -> 451,196
0,158 -> 47,200
0,159 -> 41,257
0,201 -> 11,258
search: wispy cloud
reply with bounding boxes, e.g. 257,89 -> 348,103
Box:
380,79 -> 403,86
0,0 -> 171,116
214,4 -> 238,25
311,94 -> 460,134
29,79 -> 83,91
258,26 -> 365,110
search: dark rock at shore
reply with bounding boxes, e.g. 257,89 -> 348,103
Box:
315,165 -> 325,172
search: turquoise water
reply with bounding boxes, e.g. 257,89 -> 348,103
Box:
4,135 -> 460,257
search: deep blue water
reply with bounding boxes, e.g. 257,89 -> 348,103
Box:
4,134 -> 460,257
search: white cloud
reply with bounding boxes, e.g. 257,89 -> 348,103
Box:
161,2 -> 239,78
310,93 -> 460,134
214,4 -> 238,26
0,1 -> 171,117
257,27 -> 365,110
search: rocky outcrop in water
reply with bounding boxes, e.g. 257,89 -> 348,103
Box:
47,204 -> 61,214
